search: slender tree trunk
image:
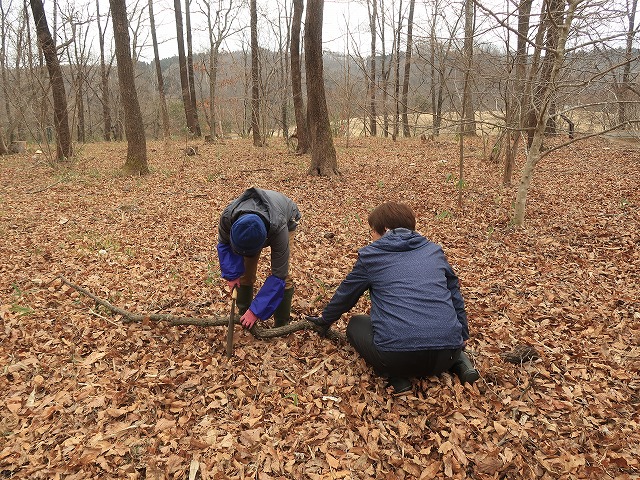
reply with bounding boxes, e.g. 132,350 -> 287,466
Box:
149,0 -> 171,139
429,9 -> 438,137
401,0 -> 415,137
30,0 -> 72,160
71,23 -> 86,144
279,7 -> 290,140
305,0 -> 338,176
0,2 -> 12,141
503,0 -> 532,186
379,0 -> 389,137
208,44 -> 219,140
250,0 -> 262,146
461,0 -> 476,135
185,0 -> 201,137
96,0 -> 112,141
513,0 -> 575,225
368,0 -> 377,136
110,0 -> 149,175
291,0 -> 309,153
393,0 -> 402,139
618,0 -> 638,126
174,0 -> 197,135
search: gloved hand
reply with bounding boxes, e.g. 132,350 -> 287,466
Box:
305,315 -> 331,337
227,278 -> 241,291
240,309 -> 259,329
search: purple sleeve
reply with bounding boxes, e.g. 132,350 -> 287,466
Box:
217,243 -> 245,280
249,275 -> 285,320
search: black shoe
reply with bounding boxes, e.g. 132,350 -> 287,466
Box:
450,351 -> 480,384
386,377 -> 412,395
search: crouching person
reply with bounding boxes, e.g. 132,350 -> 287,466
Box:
217,188 -> 301,328
307,202 -> 478,395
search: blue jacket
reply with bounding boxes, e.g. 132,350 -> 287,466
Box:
217,188 -> 301,320
322,228 -> 469,351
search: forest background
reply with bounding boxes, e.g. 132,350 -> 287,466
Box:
1,0 -> 639,149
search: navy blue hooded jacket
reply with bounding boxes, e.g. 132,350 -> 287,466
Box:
322,228 -> 469,351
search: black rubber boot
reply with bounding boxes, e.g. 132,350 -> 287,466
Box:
236,285 -> 254,316
386,377 -> 412,396
450,351 -> 480,384
273,288 -> 294,327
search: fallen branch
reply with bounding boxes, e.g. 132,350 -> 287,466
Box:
26,179 -> 63,194
58,275 -> 346,342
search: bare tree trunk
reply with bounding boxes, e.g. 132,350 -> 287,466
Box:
305,0 -> 338,176
185,0 -> 201,137
149,0 -> 171,139
202,0 -> 237,141
70,21 -> 87,144
525,0 -> 556,148
401,0 -> 415,137
250,0 -> 262,146
379,0 -> 389,137
291,0 -> 309,153
0,2 -> 12,141
393,0 -> 402,139
250,0 -> 264,147
30,0 -> 72,160
96,0 -> 112,141
279,4 -> 291,141
367,0 -> 377,136
618,0 -> 638,126
513,0 -> 576,225
461,0 -> 476,136
428,2 -> 445,137
174,0 -> 197,135
110,0 -> 148,175
503,0 -> 533,186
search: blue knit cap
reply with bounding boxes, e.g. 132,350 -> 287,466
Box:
231,214 -> 267,256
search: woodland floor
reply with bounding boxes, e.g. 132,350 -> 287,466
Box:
0,136 -> 638,479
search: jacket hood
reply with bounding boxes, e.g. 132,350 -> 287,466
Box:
370,228 -> 428,252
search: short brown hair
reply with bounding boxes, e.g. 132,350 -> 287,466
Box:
368,202 -> 416,235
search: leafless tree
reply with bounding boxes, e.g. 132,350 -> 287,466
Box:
305,0 -> 338,175
391,1 -> 402,138
185,0 -> 201,137
174,0 -> 198,136
148,0 -> 171,139
109,0 -> 148,175
367,0 -> 378,136
616,0 -> 638,126
291,0 -> 310,153
30,0 -> 73,160
200,0 -> 240,140
401,0 -> 415,136
502,0 -> 533,185
250,0 -> 263,145
460,0 -> 476,136
96,0 -> 113,141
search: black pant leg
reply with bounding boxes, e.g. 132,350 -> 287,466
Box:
346,314 -> 388,376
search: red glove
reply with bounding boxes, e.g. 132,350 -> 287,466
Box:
240,309 -> 259,329
227,279 -> 241,291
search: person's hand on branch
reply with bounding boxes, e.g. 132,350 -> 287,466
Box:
305,315 -> 331,337
240,310 -> 259,329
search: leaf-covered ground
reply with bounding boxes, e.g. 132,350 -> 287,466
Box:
1,137 -> 638,479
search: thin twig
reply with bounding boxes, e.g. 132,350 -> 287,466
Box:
26,179 -> 63,194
